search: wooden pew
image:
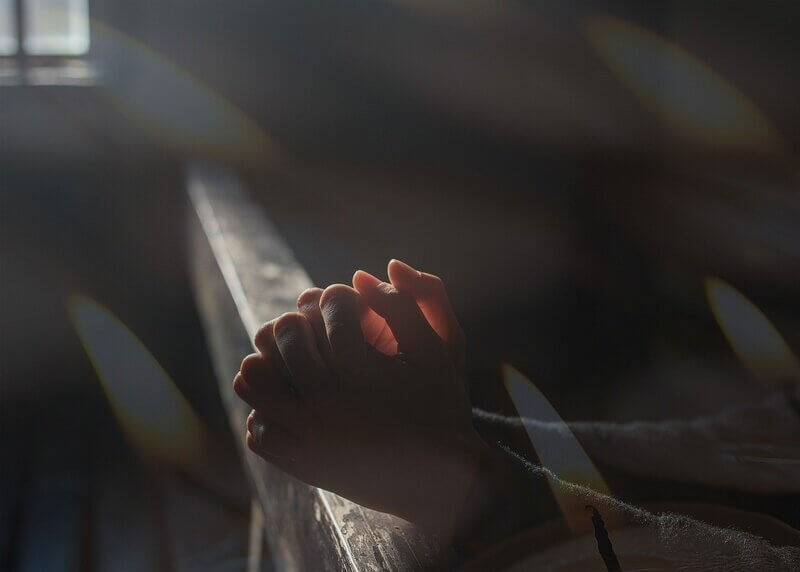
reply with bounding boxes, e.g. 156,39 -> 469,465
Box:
187,164 -> 445,570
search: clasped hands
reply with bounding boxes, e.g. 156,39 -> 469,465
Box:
233,259 -> 492,539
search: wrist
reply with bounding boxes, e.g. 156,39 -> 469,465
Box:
379,429 -> 543,556
447,440 -> 545,558
398,429 -> 487,538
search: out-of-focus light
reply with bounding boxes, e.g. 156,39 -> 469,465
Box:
91,21 -> 281,166
503,364 -> 611,532
26,59 -> 97,86
0,0 -> 17,55
585,15 -> 781,152
68,294 -> 203,466
705,277 -> 798,384
24,0 -> 90,55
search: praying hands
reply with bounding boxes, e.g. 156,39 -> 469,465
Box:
232,259 -> 537,549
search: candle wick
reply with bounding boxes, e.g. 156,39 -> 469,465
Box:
585,505 -> 622,572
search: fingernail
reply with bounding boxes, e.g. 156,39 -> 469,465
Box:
389,259 -> 420,277
353,269 -> 381,288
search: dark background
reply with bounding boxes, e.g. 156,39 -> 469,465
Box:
2,1 -> 799,569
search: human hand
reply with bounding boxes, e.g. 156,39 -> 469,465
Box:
233,260 -> 485,538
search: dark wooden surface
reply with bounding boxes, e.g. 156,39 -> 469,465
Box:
187,164 -> 446,571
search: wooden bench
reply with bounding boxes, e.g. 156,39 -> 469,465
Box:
187,164 -> 446,570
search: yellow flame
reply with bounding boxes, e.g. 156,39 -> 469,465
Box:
585,15 -> 781,152
705,277 -> 798,384
68,294 -> 204,466
503,364 -> 611,532
90,20 -> 282,166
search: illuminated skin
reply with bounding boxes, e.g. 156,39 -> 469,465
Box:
233,259 -> 511,542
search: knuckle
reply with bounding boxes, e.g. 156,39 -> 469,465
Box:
375,284 -> 405,309
376,282 -> 397,297
232,372 -> 247,394
297,287 -> 323,309
254,320 -> 276,348
274,312 -> 306,337
240,353 -> 265,379
320,284 -> 357,309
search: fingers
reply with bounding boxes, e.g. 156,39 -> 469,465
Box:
234,356 -> 297,424
246,409 -> 298,462
352,269 -> 442,363
361,305 -> 399,356
241,315 -> 321,467
387,259 -> 466,371
296,288 -> 333,362
318,284 -> 367,374
253,319 -> 289,378
274,312 -> 326,391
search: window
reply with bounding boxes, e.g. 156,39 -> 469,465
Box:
24,0 -> 90,55
0,0 -> 18,56
1,0 -> 89,57
1,0 -> 92,85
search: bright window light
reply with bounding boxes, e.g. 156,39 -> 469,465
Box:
24,0 -> 90,55
0,0 -> 18,55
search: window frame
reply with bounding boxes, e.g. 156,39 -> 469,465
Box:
1,0 -> 95,87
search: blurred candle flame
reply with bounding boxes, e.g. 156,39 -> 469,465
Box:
503,363 -> 612,532
91,20 -> 282,166
705,277 -> 798,385
585,15 -> 781,152
68,294 -> 204,466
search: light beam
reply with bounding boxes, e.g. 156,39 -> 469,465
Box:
705,277 -> 798,385
503,363 -> 612,532
585,15 -> 781,152
68,294 -> 204,466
